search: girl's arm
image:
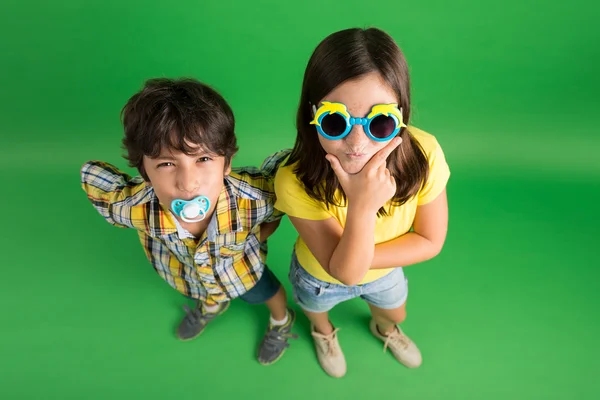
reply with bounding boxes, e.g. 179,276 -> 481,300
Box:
288,208 -> 375,286
371,188 -> 448,269
288,138 -> 402,285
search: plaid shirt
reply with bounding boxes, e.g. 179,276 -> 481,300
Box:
81,150 -> 290,305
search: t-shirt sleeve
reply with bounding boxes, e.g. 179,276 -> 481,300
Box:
417,136 -> 451,205
274,163 -> 332,220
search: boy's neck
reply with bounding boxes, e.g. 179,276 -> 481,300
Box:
177,212 -> 213,239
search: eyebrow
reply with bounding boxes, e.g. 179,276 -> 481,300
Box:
153,151 -> 209,161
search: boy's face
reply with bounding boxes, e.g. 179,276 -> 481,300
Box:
142,145 -> 231,222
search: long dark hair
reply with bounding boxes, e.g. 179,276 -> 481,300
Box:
286,27 -> 429,215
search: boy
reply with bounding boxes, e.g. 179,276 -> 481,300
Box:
81,78 -> 295,365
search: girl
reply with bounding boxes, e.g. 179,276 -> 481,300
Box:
274,27 -> 450,378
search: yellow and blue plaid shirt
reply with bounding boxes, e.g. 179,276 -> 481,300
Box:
81,150 -> 290,305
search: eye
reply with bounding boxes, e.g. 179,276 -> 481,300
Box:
157,162 -> 174,168
197,157 -> 212,162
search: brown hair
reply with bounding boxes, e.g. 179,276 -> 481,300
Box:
121,78 -> 238,180
286,27 -> 429,215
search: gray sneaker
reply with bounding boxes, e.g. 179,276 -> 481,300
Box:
176,301 -> 230,341
257,308 -> 298,365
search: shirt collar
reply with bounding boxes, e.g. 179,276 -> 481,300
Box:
147,179 -> 242,239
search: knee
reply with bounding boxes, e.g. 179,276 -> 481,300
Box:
371,303 -> 407,325
390,308 -> 407,325
385,302 -> 407,324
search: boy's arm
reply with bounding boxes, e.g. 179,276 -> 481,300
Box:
80,160 -> 148,229
256,149 -> 291,240
257,192 -> 283,242
259,219 -> 281,243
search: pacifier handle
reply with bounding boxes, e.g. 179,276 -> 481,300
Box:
180,207 -> 207,223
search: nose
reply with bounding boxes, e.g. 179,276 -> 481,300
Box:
344,123 -> 370,148
176,167 -> 200,194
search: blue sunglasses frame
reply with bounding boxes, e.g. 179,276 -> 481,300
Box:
310,102 -> 407,142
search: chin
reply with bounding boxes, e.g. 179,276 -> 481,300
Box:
340,160 -> 367,175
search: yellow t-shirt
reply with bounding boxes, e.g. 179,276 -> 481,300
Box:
274,126 -> 451,285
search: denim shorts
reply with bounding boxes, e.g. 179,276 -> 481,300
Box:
238,265 -> 282,304
288,251 -> 408,313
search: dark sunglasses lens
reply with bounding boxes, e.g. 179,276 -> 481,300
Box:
369,115 -> 397,139
320,113 -> 347,137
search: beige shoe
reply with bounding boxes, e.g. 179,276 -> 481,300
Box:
369,319 -> 422,368
311,324 -> 347,378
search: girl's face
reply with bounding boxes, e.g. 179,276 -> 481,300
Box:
316,71 -> 399,175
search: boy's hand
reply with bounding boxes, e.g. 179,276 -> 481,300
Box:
259,220 -> 281,243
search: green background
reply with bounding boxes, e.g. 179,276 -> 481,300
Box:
2,0 -> 599,398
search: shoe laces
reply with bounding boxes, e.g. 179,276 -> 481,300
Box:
182,303 -> 203,325
312,328 -> 341,357
262,329 -> 298,353
382,326 -> 410,353
182,301 -> 221,326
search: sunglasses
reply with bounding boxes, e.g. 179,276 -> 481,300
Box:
310,101 -> 407,142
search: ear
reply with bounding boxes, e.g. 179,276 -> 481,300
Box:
140,159 -> 152,185
141,175 -> 152,187
224,154 -> 235,176
142,173 -> 153,186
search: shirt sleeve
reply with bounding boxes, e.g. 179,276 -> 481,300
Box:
417,137 -> 451,205
258,149 -> 292,223
80,160 -> 148,228
274,162 -> 332,220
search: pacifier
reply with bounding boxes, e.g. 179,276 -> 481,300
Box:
171,196 -> 211,223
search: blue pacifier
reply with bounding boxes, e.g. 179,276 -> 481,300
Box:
170,196 -> 211,223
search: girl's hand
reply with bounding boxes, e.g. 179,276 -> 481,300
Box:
326,137 -> 402,213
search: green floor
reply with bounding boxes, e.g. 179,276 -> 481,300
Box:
2,1 -> 599,399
